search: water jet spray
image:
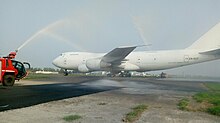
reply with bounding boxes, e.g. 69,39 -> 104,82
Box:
16,19 -> 86,52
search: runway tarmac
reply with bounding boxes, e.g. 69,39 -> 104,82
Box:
0,76 -> 117,111
0,76 -> 206,111
0,75 -> 219,123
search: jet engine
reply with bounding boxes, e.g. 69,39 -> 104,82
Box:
86,58 -> 111,71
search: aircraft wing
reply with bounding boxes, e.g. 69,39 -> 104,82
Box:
101,46 -> 137,63
199,48 -> 220,55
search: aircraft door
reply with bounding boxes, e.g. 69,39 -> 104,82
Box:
64,57 -> 67,65
184,55 -> 189,62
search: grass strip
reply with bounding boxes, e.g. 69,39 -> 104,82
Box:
124,104 -> 148,123
63,114 -> 82,122
193,83 -> 220,116
178,98 -> 189,111
204,83 -> 220,91
24,73 -> 51,80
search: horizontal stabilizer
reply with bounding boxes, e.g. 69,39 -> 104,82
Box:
199,48 -> 220,55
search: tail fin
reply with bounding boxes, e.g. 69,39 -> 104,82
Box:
187,22 -> 220,51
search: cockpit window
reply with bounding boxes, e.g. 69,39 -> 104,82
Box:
60,53 -> 65,57
60,53 -> 78,56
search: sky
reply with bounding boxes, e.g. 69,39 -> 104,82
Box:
1,0 -> 220,77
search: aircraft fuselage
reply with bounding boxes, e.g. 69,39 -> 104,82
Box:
53,49 -> 219,72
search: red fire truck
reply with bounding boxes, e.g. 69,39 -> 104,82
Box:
0,51 -> 30,86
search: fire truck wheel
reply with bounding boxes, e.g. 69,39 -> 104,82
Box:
3,75 -> 15,86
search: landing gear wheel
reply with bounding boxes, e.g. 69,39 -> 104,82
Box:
64,69 -> 68,76
3,75 -> 15,86
64,72 -> 68,76
119,71 -> 131,77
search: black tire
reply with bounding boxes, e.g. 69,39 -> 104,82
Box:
63,69 -> 68,76
63,72 -> 68,76
3,75 -> 15,86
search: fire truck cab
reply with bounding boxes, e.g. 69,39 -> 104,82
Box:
0,55 -> 29,86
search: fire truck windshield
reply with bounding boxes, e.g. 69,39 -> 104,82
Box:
12,60 -> 26,79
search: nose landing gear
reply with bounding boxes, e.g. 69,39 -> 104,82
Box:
64,69 -> 68,76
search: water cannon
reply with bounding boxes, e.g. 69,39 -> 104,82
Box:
8,52 -> 16,59
7,50 -> 18,59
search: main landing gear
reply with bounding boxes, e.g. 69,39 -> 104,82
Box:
119,71 -> 131,77
107,71 -> 131,77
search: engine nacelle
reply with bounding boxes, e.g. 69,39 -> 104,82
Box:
78,64 -> 90,73
118,62 -> 140,71
86,58 -> 111,71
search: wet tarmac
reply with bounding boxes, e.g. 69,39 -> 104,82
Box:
0,76 -> 210,112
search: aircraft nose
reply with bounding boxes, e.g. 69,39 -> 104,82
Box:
52,57 -> 61,67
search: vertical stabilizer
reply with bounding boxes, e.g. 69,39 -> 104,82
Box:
187,22 -> 220,51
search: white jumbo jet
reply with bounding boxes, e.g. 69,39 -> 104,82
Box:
53,22 -> 220,76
